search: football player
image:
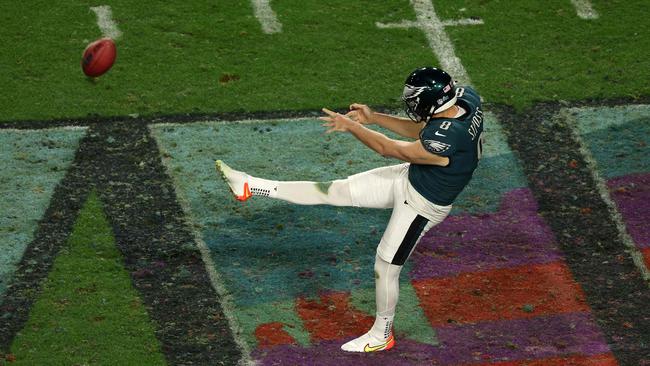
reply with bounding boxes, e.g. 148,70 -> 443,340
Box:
216,67 -> 484,352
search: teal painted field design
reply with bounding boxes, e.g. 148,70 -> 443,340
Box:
573,105 -> 649,179
149,114 -> 616,364
451,115 -> 527,214
0,127 -> 85,298
1,0 -> 649,363
150,114 -> 523,303
572,105 -> 650,266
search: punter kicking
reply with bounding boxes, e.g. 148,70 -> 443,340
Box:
216,67 -> 484,352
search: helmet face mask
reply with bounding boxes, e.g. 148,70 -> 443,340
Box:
401,67 -> 456,123
402,84 -> 431,123
403,92 -> 427,123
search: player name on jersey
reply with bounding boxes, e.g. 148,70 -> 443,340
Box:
468,107 -> 484,141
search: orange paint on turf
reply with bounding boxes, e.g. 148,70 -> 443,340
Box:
255,322 -> 297,348
296,292 -> 374,342
643,248 -> 650,269
412,262 -> 590,326
460,353 -> 618,366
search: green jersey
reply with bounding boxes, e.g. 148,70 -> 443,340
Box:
408,86 -> 484,206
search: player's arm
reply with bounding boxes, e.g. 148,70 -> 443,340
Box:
320,108 -> 448,166
346,103 -> 423,139
374,136 -> 449,166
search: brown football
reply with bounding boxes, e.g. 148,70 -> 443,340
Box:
81,38 -> 116,77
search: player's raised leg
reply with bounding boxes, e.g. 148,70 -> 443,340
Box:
215,160 -> 405,207
216,160 -> 353,205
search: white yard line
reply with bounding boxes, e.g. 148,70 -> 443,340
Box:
90,5 -> 122,40
189,232 -> 257,366
570,0 -> 599,19
377,18 -> 483,29
251,0 -> 282,34
149,125 -> 257,365
562,108 -> 650,283
410,0 -> 473,85
442,18 -> 484,27
376,0 -> 482,85
376,20 -> 417,29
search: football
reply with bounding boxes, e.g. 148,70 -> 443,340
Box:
81,38 -> 116,77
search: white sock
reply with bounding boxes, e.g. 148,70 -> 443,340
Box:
374,255 -> 402,320
340,256 -> 402,352
369,313 -> 394,341
246,178 -> 354,206
247,176 -> 279,198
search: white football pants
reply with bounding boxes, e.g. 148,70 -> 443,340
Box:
252,163 -> 451,317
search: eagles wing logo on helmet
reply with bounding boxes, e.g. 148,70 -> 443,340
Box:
423,139 -> 451,154
403,84 -> 429,121
402,84 -> 428,100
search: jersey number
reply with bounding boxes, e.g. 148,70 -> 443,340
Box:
476,131 -> 485,160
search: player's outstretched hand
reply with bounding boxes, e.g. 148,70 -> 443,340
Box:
346,103 -> 374,125
320,108 -> 357,134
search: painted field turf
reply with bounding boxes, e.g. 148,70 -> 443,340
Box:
151,115 -> 612,364
0,128 -> 85,298
572,105 -> 650,270
1,1 -> 648,364
152,119 -> 438,349
2,1 -> 650,121
9,193 -> 165,365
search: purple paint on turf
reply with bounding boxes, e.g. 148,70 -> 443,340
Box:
608,173 -> 650,248
410,188 -> 562,280
253,312 -> 609,365
435,312 -> 610,364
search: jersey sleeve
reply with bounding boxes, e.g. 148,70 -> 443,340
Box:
419,122 -> 458,157
458,86 -> 480,106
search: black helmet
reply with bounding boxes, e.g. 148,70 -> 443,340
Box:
402,67 -> 456,123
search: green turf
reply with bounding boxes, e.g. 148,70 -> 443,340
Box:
1,1 -> 648,121
9,192 -> 166,366
444,0 -> 650,109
